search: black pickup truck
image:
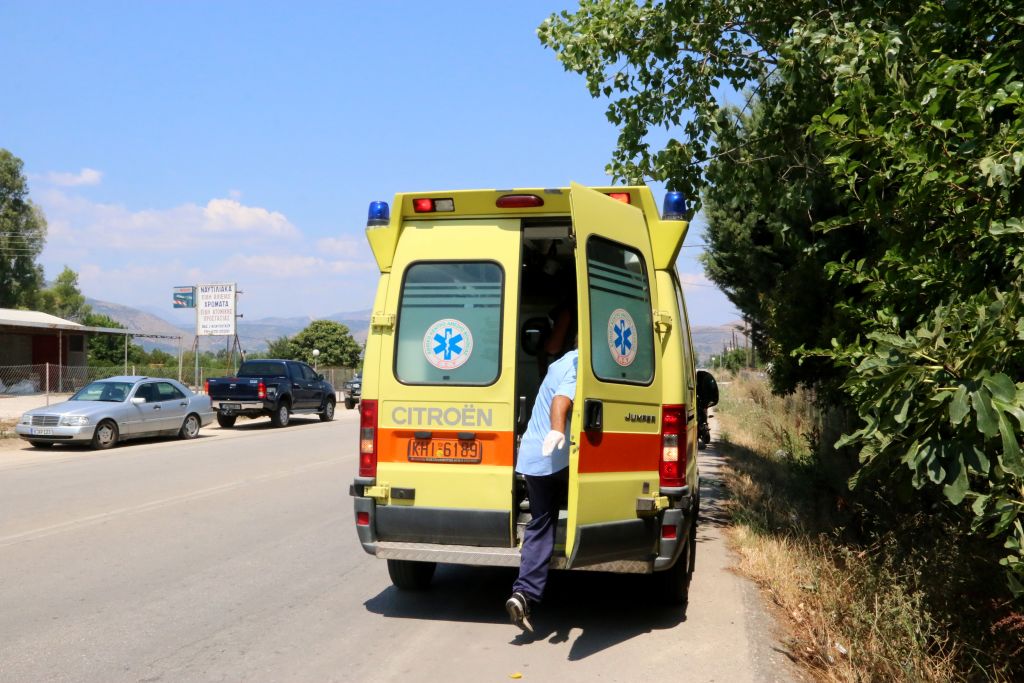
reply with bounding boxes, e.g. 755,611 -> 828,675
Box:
206,359 -> 336,428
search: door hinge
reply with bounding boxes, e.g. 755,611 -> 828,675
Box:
636,495 -> 670,518
370,313 -> 395,331
363,484 -> 390,502
654,310 -> 673,334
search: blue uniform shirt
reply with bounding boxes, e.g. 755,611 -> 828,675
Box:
516,349 -> 578,476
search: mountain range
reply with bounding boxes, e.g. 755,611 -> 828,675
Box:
86,298 -> 372,355
86,298 -> 744,364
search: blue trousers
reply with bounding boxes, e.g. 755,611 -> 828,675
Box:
512,468 -> 568,604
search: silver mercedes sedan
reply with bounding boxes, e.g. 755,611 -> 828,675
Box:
15,376 -> 215,450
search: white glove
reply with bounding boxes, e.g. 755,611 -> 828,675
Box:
541,430 -> 566,457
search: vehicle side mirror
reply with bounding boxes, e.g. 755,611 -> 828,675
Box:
696,369 -> 719,408
318,374 -> 325,381
130,397 -> 146,405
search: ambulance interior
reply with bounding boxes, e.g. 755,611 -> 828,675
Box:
514,220 -> 578,546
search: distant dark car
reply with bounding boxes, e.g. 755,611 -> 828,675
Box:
16,376 -> 214,449
343,374 -> 361,410
206,359 -> 336,428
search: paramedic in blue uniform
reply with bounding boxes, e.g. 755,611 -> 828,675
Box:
505,347 -> 578,633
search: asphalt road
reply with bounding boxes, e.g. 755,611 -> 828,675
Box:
0,412 -> 797,683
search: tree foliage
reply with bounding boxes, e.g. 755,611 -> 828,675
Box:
541,0 -> 1024,596
39,266 -> 91,322
262,335 -> 297,360
259,321 -> 361,368
292,320 -> 361,368
0,149 -> 47,308
81,312 -> 149,366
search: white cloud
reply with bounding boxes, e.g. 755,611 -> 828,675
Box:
315,236 -> 363,257
202,198 -> 295,236
43,168 -> 103,186
678,272 -> 715,289
37,189 -> 298,252
222,254 -> 376,279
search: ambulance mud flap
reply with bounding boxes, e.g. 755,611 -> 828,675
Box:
353,496 -> 377,552
566,519 -> 658,568
653,507 -> 688,571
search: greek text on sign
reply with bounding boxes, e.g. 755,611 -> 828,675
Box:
196,283 -> 237,336
423,318 -> 473,370
607,308 -> 637,366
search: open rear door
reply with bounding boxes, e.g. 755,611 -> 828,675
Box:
565,183 -> 663,567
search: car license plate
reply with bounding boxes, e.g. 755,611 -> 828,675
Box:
31,428 -> 54,436
407,439 -> 482,464
221,403 -> 240,411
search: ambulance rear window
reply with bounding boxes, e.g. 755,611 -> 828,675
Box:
586,237 -> 654,384
394,262 -> 503,385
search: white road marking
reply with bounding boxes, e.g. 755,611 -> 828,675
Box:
0,457 -> 343,549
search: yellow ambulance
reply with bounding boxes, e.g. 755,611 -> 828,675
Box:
350,183 -> 712,605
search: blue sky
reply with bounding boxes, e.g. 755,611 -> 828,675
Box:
2,1 -> 739,327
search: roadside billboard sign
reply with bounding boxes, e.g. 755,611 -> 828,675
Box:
196,283 -> 236,336
173,286 -> 196,309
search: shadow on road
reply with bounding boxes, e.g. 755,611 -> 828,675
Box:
221,416 -> 322,431
365,562 -> 687,660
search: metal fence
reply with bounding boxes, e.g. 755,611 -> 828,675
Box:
0,363 -> 359,398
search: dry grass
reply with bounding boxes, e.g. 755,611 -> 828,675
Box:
0,419 -> 18,440
715,371 -> 972,682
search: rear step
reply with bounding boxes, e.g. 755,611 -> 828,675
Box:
374,540 -> 652,573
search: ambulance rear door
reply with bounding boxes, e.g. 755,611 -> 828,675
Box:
565,183 -> 663,567
373,217 -> 521,548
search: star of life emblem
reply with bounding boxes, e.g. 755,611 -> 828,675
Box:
423,318 -> 474,370
607,308 -> 637,367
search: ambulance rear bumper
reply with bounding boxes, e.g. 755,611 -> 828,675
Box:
369,540 -> 654,574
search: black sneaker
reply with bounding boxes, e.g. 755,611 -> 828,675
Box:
505,591 -> 534,633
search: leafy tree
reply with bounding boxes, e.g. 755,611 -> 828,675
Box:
0,149 -> 47,308
39,266 -> 91,322
263,335 -> 297,360
81,312 -> 147,365
541,0 -> 1024,598
291,320 -> 361,368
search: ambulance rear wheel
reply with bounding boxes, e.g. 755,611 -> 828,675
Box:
387,559 -> 436,590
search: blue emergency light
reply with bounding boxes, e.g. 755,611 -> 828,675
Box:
367,201 -> 390,227
662,192 -> 688,220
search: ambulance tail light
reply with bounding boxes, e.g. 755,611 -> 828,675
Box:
605,192 -> 631,204
359,399 -> 379,478
257,382 -> 267,399
413,198 -> 455,213
496,194 -> 544,208
660,404 -> 687,488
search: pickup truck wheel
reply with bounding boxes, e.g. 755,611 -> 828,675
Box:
319,399 -> 336,422
216,413 -> 237,428
387,559 -> 436,590
270,401 -> 291,428
91,420 -> 119,450
344,398 -> 356,410
179,413 -> 201,439
29,441 -> 54,449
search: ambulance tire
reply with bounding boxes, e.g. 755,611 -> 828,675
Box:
387,559 -> 436,590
